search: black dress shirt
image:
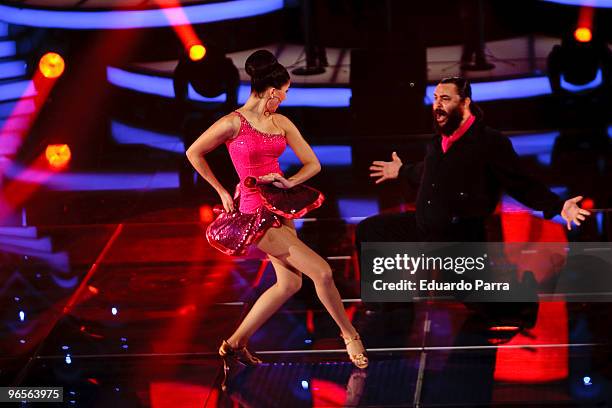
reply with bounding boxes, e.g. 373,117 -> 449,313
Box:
399,119 -> 564,240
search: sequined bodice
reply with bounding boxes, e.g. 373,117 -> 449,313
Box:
227,111 -> 287,213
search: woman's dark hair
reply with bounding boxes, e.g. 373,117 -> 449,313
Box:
439,76 -> 483,119
245,50 -> 290,94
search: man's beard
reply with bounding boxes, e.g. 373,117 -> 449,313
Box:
433,107 -> 463,136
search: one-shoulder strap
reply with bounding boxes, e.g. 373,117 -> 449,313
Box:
227,111 -> 245,141
231,110 -> 284,137
233,110 -> 247,122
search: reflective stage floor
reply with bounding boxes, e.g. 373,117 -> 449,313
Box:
2,201 -> 612,406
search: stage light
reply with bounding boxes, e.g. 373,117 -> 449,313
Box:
189,44 -> 206,61
583,376 -> 592,386
107,66 -> 352,106
574,27 -> 592,42
542,0 -> 612,7
45,144 -> 71,169
581,197 -> 594,209
111,307 -> 118,315
19,311 -> 25,321
0,0 -> 284,29
6,163 -> 180,191
280,145 -> 352,168
547,29 -> 609,95
199,205 -> 214,223
39,52 -> 65,79
178,304 -> 196,315
0,60 -> 27,80
0,80 -> 37,102
488,326 -> 520,331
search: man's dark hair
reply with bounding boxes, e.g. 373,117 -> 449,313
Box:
439,76 -> 483,119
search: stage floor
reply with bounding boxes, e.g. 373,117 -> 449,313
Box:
2,217 -> 611,406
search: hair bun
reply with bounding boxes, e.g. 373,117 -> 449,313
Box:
245,50 -> 278,79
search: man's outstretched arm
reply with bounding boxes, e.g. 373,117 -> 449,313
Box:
370,151 -> 423,188
488,131 -> 590,230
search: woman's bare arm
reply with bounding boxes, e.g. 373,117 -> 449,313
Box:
274,114 -> 321,186
186,113 -> 240,211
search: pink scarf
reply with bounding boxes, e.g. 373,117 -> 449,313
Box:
441,115 -> 475,153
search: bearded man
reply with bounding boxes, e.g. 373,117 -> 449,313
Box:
357,76 -> 590,244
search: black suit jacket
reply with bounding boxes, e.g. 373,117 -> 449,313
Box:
399,119 -> 564,240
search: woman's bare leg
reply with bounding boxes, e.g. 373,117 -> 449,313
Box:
226,253 -> 302,347
256,224 -> 359,338
226,220 -> 364,358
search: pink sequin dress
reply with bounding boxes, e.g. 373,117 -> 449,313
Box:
206,111 -> 324,256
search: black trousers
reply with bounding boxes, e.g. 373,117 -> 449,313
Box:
355,212 -> 538,327
355,212 -> 423,313
355,212 -> 423,251
356,212 -> 489,300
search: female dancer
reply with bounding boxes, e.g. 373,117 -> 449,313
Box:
186,50 -> 368,371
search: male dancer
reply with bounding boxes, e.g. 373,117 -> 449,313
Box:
358,76 -> 589,245
356,77 -> 590,327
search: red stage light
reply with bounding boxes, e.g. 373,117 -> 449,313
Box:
45,144 -> 71,169
199,205 -> 214,223
489,326 -> 520,331
306,309 -> 315,333
178,304 -> 196,316
189,44 -> 206,61
39,52 -> 65,78
574,27 -> 592,43
581,197 -> 594,210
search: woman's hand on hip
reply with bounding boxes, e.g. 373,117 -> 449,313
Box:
258,173 -> 294,189
218,189 -> 235,212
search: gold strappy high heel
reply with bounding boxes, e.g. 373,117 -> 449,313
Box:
218,340 -> 262,391
341,333 -> 369,369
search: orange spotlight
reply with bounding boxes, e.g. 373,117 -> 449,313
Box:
39,52 -> 65,79
189,44 -> 206,61
45,144 -> 71,169
574,27 -> 592,43
489,326 -> 520,331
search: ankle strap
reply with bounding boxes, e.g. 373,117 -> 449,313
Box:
223,339 -> 245,351
341,333 -> 361,343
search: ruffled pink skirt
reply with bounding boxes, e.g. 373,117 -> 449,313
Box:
206,180 -> 324,256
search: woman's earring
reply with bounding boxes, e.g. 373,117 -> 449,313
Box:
265,96 -> 280,115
